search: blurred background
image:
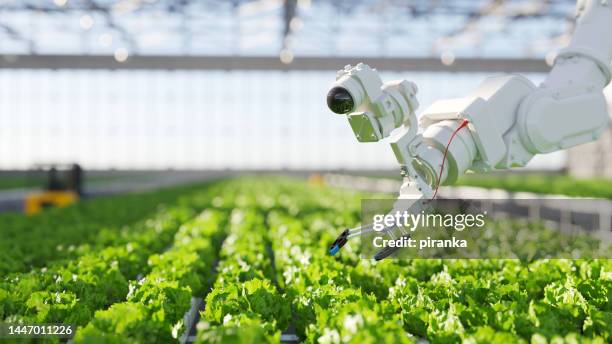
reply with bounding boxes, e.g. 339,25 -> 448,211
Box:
0,0 -> 610,212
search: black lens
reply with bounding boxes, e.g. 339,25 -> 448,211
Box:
327,87 -> 354,114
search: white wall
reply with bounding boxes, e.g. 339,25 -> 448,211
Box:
0,69 -> 562,170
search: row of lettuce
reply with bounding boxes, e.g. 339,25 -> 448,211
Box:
0,182 -> 226,343
74,209 -> 227,342
0,182 -> 214,275
1,178 -> 611,343
193,179 -> 611,344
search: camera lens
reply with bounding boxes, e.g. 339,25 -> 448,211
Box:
327,87 -> 354,114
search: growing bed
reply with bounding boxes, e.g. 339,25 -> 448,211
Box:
0,178 -> 610,343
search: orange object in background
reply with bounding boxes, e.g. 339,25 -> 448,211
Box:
308,173 -> 325,186
23,163 -> 83,215
24,191 -> 78,215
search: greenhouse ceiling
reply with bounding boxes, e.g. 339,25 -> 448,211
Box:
0,0 -> 575,70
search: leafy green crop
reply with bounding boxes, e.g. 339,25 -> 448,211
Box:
196,205 -> 291,343
0,182 -> 213,275
1,177 -> 611,343
1,206 -> 194,327
73,209 -> 227,343
206,178 -> 611,343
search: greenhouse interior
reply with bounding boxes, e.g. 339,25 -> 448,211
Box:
0,0 -> 611,343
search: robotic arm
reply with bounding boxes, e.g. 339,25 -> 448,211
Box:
327,0 -> 611,200
326,0 -> 611,258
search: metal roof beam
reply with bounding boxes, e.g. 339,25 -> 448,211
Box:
0,54 -> 549,73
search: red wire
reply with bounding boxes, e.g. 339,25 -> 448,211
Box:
431,119 -> 470,200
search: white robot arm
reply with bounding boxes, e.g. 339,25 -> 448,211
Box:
326,0 -> 611,258
327,0 -> 611,201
